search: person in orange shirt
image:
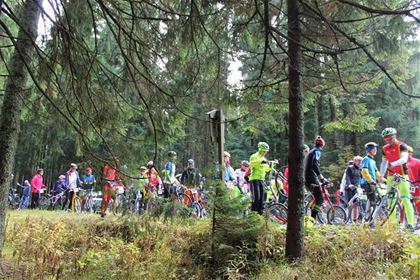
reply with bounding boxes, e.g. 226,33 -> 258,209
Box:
101,158 -> 121,217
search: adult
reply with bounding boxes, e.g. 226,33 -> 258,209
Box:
30,168 -> 45,209
223,151 -> 236,188
180,159 -> 201,203
181,159 -> 201,188
344,156 -> 363,223
64,163 -> 83,211
249,142 -> 271,214
81,167 -> 96,210
19,180 -> 31,209
101,159 -> 120,217
407,146 -> 420,224
304,136 -> 327,220
163,151 -> 177,198
361,142 -> 381,222
379,127 -> 415,230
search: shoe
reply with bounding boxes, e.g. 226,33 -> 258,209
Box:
405,224 -> 415,232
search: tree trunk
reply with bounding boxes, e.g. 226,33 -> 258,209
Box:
0,0 -> 42,256
285,0 -> 305,261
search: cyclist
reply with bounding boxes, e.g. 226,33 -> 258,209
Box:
30,168 -> 46,209
360,142 -> 381,223
146,161 -> 162,196
180,159 -> 201,202
344,156 -> 363,223
52,175 -> 67,209
249,142 -> 271,214
163,151 -> 177,198
407,146 -> 420,224
304,136 -> 327,220
19,180 -> 31,210
64,163 -> 83,211
235,160 -> 250,196
101,159 -> 120,217
379,127 -> 415,230
81,167 -> 96,210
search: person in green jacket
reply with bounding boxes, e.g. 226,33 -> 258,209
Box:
249,142 -> 271,214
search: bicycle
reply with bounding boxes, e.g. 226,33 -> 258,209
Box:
113,185 -> 129,215
38,188 -> 50,210
81,189 -> 95,213
40,191 -> 66,210
8,186 -> 20,209
365,174 -> 404,228
340,186 -> 368,224
63,187 -> 82,213
305,181 -> 347,225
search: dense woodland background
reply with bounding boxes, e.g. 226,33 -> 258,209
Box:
1,0 -> 419,188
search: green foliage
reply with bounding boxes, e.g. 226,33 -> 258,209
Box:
323,145 -> 355,184
3,211 -> 418,279
203,181 -> 263,278
323,104 -> 380,133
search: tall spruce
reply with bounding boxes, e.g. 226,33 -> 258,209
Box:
0,0 -> 43,255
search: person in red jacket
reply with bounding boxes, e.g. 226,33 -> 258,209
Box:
407,146 -> 420,224
30,168 -> 46,208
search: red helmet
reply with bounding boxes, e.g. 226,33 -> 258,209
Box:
314,136 -> 325,147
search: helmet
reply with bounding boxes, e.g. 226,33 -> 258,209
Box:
58,175 -> 65,180
241,160 -> 249,166
364,142 -> 378,152
147,161 -> 154,168
381,127 -> 397,138
303,144 -> 310,153
70,163 -> 77,168
223,151 -> 231,158
258,142 -> 270,151
139,166 -> 147,170
407,146 -> 413,153
188,159 -> 194,164
168,151 -> 177,157
314,136 -> 325,147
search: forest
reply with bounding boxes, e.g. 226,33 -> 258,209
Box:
0,0 -> 419,278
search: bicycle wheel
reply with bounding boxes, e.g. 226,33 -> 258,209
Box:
327,205 -> 347,225
191,202 -> 201,217
267,203 -> 288,225
38,196 -> 49,210
146,198 -> 158,213
306,200 -> 328,224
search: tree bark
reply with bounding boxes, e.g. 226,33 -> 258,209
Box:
0,0 -> 42,256
285,0 -> 305,261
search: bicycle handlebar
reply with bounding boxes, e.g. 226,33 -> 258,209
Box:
386,169 -> 414,184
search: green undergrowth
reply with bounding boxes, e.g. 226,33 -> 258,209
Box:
1,210 -> 419,279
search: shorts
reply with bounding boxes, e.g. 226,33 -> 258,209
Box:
361,183 -> 376,202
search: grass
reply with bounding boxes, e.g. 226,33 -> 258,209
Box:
1,210 -> 419,279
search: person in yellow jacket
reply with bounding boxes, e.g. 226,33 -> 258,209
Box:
249,142 -> 271,214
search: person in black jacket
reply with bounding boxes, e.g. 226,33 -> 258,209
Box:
344,156 -> 363,223
304,136 -> 327,220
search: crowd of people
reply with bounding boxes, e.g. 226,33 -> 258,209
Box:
13,127 -> 420,230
